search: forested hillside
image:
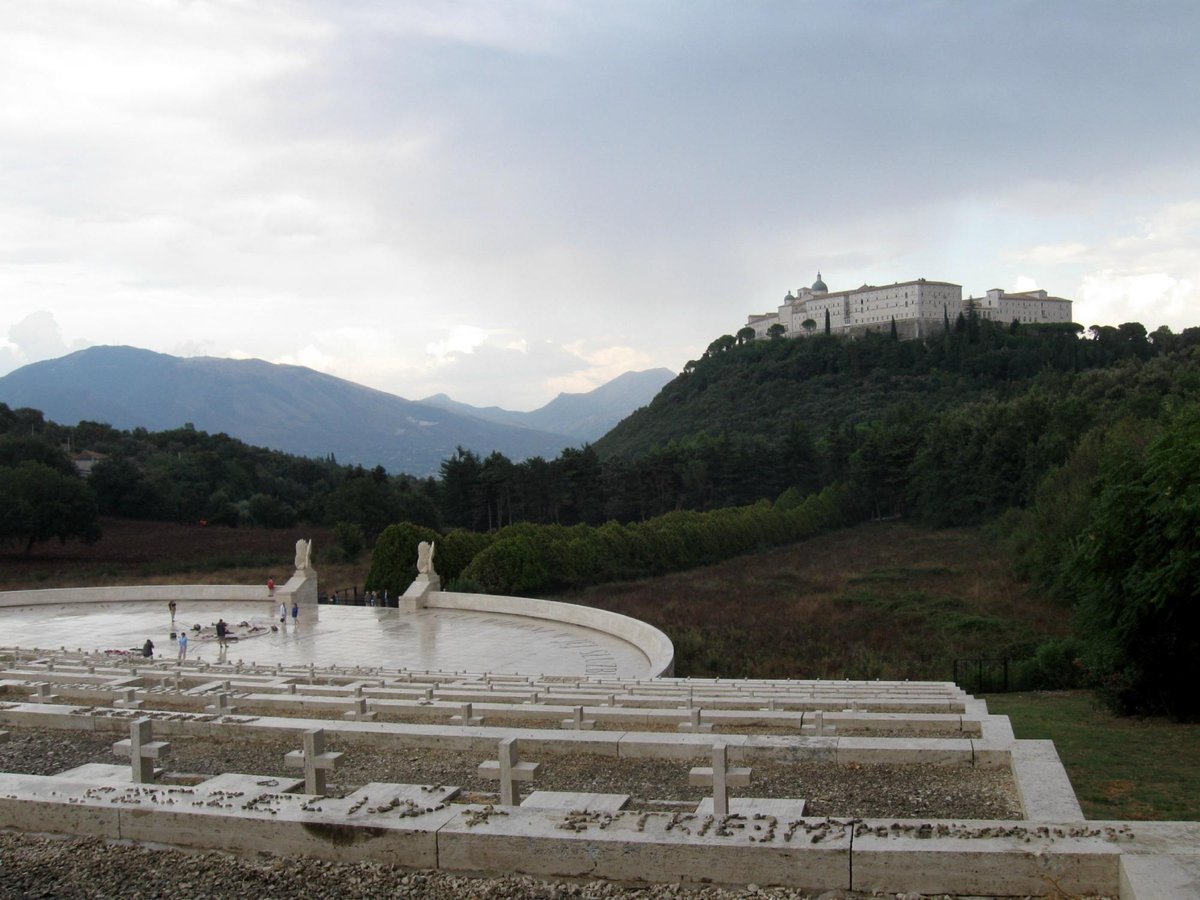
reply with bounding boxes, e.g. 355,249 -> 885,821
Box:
0,408 -> 440,558
597,320 -> 1170,458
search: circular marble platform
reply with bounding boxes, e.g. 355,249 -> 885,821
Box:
0,599 -> 655,678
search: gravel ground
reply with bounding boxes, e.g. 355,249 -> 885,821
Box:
0,726 -> 1019,818
0,728 -> 1105,899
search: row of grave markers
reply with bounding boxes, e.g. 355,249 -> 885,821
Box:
20,680 -> 833,734
105,719 -> 754,814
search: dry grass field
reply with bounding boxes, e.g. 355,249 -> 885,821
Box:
0,518 -> 369,595
558,520 -> 1068,682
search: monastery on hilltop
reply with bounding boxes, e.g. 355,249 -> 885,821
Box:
746,273 -> 1073,341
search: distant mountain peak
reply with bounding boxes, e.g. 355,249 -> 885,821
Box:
420,367 -> 675,442
0,348 -> 675,475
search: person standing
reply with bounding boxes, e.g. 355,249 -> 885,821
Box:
279,600 -> 287,624
177,630 -> 188,661
291,600 -> 299,624
168,600 -> 177,622
267,577 -> 275,596
216,618 -> 228,647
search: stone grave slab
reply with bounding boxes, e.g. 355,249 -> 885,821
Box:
198,772 -> 306,794
1120,852 -> 1200,900
694,797 -> 807,818
111,779 -> 459,866
55,762 -> 136,784
1010,739 -> 1084,820
437,804 -> 851,890
317,782 -> 461,817
0,772 -> 122,838
521,791 -> 630,812
850,821 -> 1122,898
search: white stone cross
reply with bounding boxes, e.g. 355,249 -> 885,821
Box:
450,702 -> 483,726
809,710 -> 824,735
285,728 -> 343,796
29,683 -> 59,704
112,718 -> 171,784
561,705 -> 595,731
113,688 -> 143,710
205,692 -> 236,715
478,737 -> 541,806
677,707 -> 713,734
689,744 -> 751,817
343,697 -> 377,722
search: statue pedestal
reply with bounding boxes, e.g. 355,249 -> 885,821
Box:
281,567 -> 318,606
399,574 -> 440,612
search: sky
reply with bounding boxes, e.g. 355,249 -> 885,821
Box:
2,1 -> 1199,409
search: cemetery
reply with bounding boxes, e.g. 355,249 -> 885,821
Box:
0,543 -> 1196,898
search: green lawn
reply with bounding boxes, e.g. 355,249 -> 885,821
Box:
984,691 -> 1200,821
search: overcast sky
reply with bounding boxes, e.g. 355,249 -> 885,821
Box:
2,1 -> 1198,409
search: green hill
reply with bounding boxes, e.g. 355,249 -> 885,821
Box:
596,322 -> 1156,460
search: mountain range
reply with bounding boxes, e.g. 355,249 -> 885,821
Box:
0,346 -> 674,475
420,368 -> 674,442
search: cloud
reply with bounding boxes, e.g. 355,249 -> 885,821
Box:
426,326 -> 490,362
8,310 -> 68,360
0,310 -> 87,375
1019,244 -> 1090,266
1077,272 -> 1197,331
3,3 -> 1200,406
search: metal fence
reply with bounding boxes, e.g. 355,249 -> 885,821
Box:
953,657 -> 1010,693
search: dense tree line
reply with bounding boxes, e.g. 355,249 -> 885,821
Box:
996,404 -> 1200,720
0,407 -> 440,555
366,482 -> 864,598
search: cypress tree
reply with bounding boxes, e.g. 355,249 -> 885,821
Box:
824,308 -> 831,335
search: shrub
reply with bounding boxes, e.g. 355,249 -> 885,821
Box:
365,522 -> 440,595
436,530 -> 495,584
461,536 -> 550,595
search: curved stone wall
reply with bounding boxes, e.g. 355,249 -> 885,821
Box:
0,583 -> 674,678
427,591 -> 675,678
0,570 -> 316,608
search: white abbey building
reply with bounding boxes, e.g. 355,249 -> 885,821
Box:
747,274 -> 1073,341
